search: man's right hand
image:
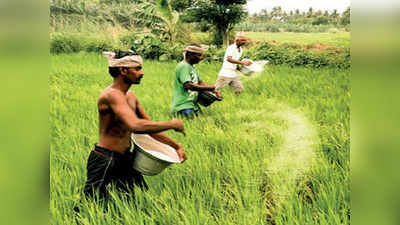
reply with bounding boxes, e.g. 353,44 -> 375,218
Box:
241,60 -> 253,66
176,147 -> 187,163
214,90 -> 223,100
170,119 -> 185,136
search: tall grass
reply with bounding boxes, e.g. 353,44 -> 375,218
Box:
50,53 -> 349,225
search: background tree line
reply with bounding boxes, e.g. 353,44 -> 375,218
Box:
239,6 -> 350,31
50,0 -> 350,69
249,6 -> 350,26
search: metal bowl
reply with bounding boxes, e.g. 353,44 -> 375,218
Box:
239,60 -> 268,76
239,66 -> 254,76
131,134 -> 180,176
197,91 -> 221,107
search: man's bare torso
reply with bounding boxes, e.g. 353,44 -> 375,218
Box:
97,87 -> 138,154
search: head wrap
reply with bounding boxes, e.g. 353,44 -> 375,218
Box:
235,32 -> 247,41
182,44 -> 205,60
183,45 -> 205,54
103,51 -> 143,67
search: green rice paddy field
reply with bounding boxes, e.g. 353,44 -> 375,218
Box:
50,52 -> 349,225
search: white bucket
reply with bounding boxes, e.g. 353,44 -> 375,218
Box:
131,134 -> 180,176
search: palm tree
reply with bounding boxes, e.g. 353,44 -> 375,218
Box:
260,9 -> 269,22
271,6 -> 282,20
330,9 -> 339,25
307,7 -> 314,18
340,7 -> 350,26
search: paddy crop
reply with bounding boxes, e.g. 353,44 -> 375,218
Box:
50,52 -> 349,225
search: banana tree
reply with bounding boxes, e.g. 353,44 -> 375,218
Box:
134,0 -> 190,44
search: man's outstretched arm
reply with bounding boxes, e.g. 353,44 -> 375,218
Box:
183,81 -> 215,92
227,56 -> 252,66
107,90 -> 185,135
129,92 -> 187,162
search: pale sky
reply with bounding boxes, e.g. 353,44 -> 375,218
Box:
246,0 -> 351,14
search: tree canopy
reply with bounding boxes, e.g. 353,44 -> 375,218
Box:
183,0 -> 248,47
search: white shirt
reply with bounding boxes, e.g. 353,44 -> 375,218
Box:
218,44 -> 243,78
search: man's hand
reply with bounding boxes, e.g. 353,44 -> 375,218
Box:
170,118 -> 185,136
241,60 -> 253,66
214,90 -> 223,100
206,84 -> 216,91
176,147 -> 187,163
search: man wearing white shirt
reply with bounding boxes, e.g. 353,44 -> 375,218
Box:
215,32 -> 253,95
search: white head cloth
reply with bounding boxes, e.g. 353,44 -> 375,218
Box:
235,32 -> 247,41
182,45 -> 205,60
103,51 -> 143,67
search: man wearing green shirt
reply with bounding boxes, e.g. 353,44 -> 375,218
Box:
171,44 -> 221,118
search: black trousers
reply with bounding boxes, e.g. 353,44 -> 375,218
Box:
83,144 -> 148,199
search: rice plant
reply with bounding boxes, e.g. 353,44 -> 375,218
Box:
50,53 -> 349,225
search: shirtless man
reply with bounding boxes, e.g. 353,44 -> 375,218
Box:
83,50 -> 187,199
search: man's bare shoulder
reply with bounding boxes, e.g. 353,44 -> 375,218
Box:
126,90 -> 139,102
98,87 -> 125,105
126,90 -> 137,98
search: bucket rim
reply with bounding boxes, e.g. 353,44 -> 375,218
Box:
131,134 -> 181,164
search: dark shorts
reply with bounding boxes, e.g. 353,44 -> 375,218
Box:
83,144 -> 148,199
177,108 -> 200,119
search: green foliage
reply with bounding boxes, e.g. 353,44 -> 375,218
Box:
99,0 -> 140,4
170,0 -> 193,12
243,42 -> 350,69
50,31 -> 350,69
201,45 -> 226,62
50,33 -> 82,54
236,23 -> 340,33
243,32 -> 350,48
50,32 -> 119,54
244,6 -> 350,32
134,0 -> 192,44
312,16 -> 330,25
50,0 -> 139,30
125,34 -> 168,60
183,0 -> 248,47
265,24 -> 281,32
120,33 -> 186,61
340,7 -> 351,26
84,37 -> 114,53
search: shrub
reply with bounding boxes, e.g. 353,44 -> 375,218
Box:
202,45 -> 225,63
265,24 -> 280,32
50,33 -> 82,54
83,37 -> 115,53
167,43 -> 185,61
125,34 -> 168,60
51,33 -> 117,54
50,32 -> 350,69
235,22 -> 336,33
243,41 -> 350,69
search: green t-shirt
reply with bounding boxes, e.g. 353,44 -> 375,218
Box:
171,61 -> 203,113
